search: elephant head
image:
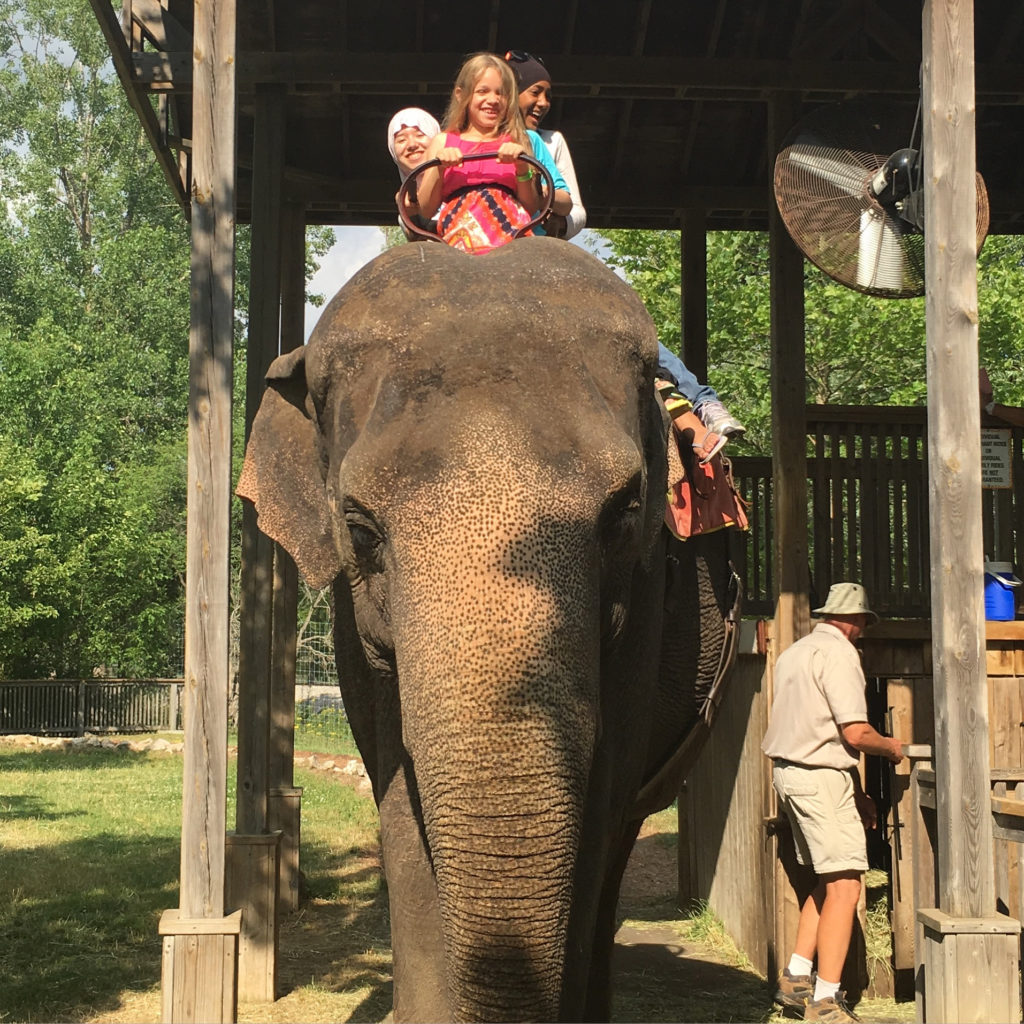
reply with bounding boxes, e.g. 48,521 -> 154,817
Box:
239,238 -> 675,1020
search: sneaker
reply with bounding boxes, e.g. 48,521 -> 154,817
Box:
695,399 -> 746,439
805,991 -> 861,1022
775,968 -> 814,1010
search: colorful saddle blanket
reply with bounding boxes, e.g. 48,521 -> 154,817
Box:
438,185 -> 534,255
658,383 -> 749,540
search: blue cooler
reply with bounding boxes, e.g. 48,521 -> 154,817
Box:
984,561 -> 1022,621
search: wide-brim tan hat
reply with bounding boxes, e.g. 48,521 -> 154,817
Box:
813,582 -> 879,625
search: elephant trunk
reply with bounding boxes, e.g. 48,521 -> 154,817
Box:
421,743 -> 586,1020
393,534 -> 600,1021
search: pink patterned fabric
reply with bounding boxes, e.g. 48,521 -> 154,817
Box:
437,133 -> 533,254
440,134 -> 520,197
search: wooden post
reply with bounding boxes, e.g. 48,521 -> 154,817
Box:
226,831 -> 282,1002
767,92 -> 813,983
267,201 -> 305,913
680,209 -> 708,384
235,86 -> 286,838
768,93 -> 810,655
229,85 -> 285,1003
919,2 -> 1019,1019
161,0 -> 240,1020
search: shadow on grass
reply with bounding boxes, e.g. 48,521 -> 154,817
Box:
0,746 -> 156,772
0,791 -> 88,822
613,938 -> 776,1023
0,833 -> 179,1022
276,838 -> 393,1023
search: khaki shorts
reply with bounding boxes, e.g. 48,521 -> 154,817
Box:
772,762 -> 868,874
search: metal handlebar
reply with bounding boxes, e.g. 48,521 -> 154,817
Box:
396,150 -> 556,243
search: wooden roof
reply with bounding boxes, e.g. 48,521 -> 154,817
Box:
97,1 -> 1024,231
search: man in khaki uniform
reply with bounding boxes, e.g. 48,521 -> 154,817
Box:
762,583 -> 904,1023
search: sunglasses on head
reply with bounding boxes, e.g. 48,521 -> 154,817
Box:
505,49 -> 546,67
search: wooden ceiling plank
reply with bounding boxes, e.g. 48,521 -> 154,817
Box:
136,51 -> 935,95
487,0 -> 500,53
88,0 -> 189,213
610,0 -> 651,177
264,0 -> 276,51
790,3 -> 862,63
130,0 -> 191,52
992,3 -> 1024,64
863,0 -> 921,63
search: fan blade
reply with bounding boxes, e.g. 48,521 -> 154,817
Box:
858,208 -> 906,291
785,144 -> 868,197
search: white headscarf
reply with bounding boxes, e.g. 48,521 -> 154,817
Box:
387,108 -> 441,180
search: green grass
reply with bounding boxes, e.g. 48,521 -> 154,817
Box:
0,744 -> 383,1023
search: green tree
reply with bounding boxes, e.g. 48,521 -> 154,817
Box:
599,229 -> 1024,453
0,1 -> 336,677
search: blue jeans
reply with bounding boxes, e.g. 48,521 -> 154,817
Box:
657,342 -> 719,407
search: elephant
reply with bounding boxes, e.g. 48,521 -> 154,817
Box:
238,237 -> 741,1022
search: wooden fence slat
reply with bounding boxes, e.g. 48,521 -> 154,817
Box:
1,680 -> 186,735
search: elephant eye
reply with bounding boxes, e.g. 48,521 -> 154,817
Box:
344,507 -> 385,572
601,474 -> 644,547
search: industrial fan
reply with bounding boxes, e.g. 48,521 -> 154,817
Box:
773,102 -> 990,298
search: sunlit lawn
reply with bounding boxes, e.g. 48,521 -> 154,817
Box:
0,744 -> 384,1023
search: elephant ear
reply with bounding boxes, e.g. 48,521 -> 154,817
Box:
236,347 -> 341,589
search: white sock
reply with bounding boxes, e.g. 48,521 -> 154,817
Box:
787,954 -> 814,977
814,977 -> 841,1003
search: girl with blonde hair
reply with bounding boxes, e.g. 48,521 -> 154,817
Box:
416,52 -> 570,254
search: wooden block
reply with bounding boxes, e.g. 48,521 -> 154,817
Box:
918,910 -> 1022,1024
986,645 -> 1016,676
226,832 -> 281,1003
159,910 -> 241,1023
268,787 -> 303,913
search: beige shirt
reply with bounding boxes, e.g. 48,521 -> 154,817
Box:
761,622 -> 868,770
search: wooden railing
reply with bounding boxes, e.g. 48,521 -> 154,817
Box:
730,406 -> 1024,618
0,679 -> 184,736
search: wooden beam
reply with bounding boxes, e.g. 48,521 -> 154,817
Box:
769,93 -> 809,654
134,51 -> 923,94
236,86 -> 285,837
921,0 -> 995,921
86,0 -> 188,213
130,0 -> 192,51
132,49 -> 1024,100
680,210 -> 708,383
181,0 -> 236,924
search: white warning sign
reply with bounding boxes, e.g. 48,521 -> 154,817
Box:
982,428 -> 1012,489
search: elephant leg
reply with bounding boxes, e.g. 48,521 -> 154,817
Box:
583,817 -> 644,1022
379,761 -> 451,1022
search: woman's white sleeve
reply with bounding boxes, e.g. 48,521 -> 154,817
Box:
548,131 -> 587,240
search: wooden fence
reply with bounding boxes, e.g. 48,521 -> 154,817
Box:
0,679 -> 184,735
730,406 -> 1024,618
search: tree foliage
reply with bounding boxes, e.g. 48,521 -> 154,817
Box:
0,2 -> 335,677
599,229 -> 1024,454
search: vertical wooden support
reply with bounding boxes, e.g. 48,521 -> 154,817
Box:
768,93 -> 809,655
267,201 -> 305,913
236,86 -> 286,838
161,0 -> 239,1020
767,94 -> 811,981
226,832 -> 282,1002
159,912 -> 242,1024
230,86 -> 286,1003
919,3 -> 1019,1019
676,781 -> 698,910
922,0 -> 993,920
679,209 -> 708,384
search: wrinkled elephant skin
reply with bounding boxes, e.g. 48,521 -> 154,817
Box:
238,238 -> 735,1022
